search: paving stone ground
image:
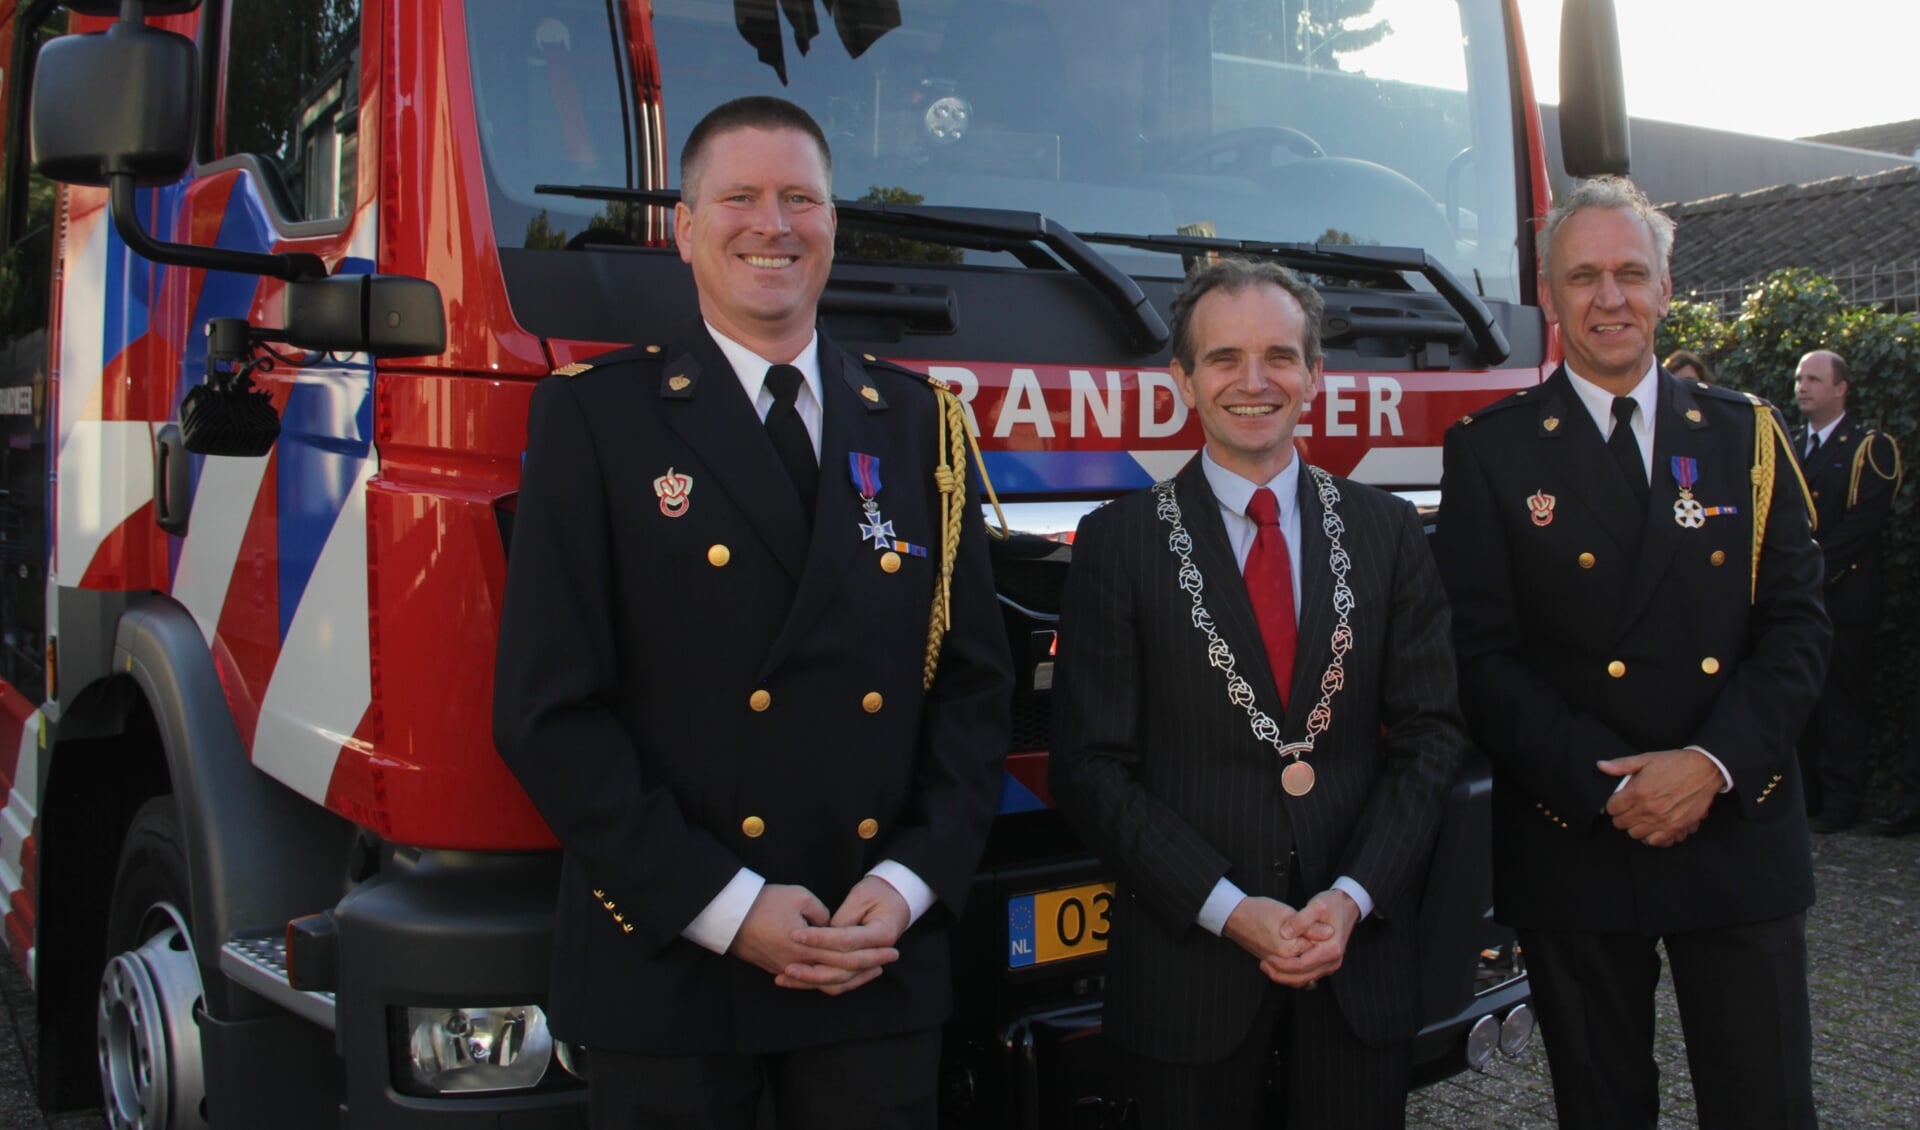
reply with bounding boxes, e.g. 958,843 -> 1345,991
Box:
0,825 -> 1912,1127
1410,822 -> 1920,1129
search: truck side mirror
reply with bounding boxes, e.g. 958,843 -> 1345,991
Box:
30,17 -> 197,188
284,275 -> 449,360
1559,0 -> 1630,177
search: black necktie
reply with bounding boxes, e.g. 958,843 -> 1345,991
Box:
1608,396 -> 1649,511
1805,432 -> 1822,462
763,363 -> 818,526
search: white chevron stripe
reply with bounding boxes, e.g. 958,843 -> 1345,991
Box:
55,204 -> 106,457
171,454 -> 273,644
1348,446 -> 1442,487
0,713 -> 40,918
56,421 -> 154,585
251,458 -> 372,803
1129,449 -> 1195,483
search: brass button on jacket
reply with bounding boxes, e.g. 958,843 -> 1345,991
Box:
1710,550 -> 1726,567
1607,660 -> 1626,678
707,544 -> 731,567
742,816 -> 765,838
862,692 -> 884,713
750,689 -> 772,712
1578,552 -> 1596,569
1701,657 -> 1721,675
857,818 -> 880,840
880,551 -> 902,574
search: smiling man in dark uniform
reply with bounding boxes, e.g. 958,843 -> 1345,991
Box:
1435,177 -> 1829,1129
493,96 -> 1012,1129
1790,348 -> 1901,833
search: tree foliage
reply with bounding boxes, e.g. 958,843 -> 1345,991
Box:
225,0 -> 360,161
1660,268 -> 1920,775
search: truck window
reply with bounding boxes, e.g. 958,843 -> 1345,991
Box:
466,0 -> 647,250
221,0 -> 362,222
0,3 -> 58,704
479,0 -> 1521,302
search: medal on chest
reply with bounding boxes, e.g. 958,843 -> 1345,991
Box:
1671,456 -> 1705,528
850,452 -> 927,560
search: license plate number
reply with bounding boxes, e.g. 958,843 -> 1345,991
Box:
1007,881 -> 1114,968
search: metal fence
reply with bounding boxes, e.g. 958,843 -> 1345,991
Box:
1679,260 -> 1920,316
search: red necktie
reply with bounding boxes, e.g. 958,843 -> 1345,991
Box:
1243,487 -> 1297,707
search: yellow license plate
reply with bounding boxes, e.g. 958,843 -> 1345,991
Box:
1007,881 -> 1114,968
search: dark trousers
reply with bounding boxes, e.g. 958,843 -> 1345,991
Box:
584,1028 -> 941,1130
1800,620 -> 1872,818
1519,916 -> 1816,1130
1125,981 -> 1408,1130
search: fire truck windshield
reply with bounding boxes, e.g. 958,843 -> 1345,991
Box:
468,0 -> 1523,303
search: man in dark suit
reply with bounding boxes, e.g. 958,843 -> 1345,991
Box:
1050,257 -> 1470,1129
1790,348 -> 1902,833
1435,176 -> 1829,1129
492,97 -> 1012,1128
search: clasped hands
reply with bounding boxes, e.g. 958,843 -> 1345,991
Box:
1597,748 -> 1723,847
1223,889 -> 1359,989
728,875 -> 909,996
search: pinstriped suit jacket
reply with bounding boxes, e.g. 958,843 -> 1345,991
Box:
1050,454 -> 1469,1061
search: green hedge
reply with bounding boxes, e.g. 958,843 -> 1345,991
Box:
1659,269 -> 1920,784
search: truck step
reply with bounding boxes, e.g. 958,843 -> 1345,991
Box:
219,934 -> 337,1031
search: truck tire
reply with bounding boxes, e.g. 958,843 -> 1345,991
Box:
98,797 -> 210,1130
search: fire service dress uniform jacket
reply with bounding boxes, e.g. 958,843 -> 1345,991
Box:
493,323 -> 1013,1056
1789,414 -> 1899,627
1436,367 -> 1829,939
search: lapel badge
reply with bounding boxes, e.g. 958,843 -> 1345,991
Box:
653,467 -> 693,518
1527,490 -> 1555,527
1685,409 -> 1702,423
668,375 -> 691,392
860,385 -> 880,403
1542,415 -> 1561,432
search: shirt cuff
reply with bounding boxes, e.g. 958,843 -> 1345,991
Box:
1332,876 -> 1374,921
682,868 -> 765,955
1197,877 -> 1248,936
868,861 -> 936,927
1686,745 -> 1734,793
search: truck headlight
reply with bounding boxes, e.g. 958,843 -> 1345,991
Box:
399,1005 -> 553,1094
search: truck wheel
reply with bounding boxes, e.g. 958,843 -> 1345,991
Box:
97,798 -> 209,1129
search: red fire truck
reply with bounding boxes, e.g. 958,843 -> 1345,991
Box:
0,0 -> 1628,1124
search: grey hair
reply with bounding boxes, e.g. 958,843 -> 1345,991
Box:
1539,176 -> 1676,277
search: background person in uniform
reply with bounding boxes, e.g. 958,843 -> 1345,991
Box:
1435,176 -> 1829,1130
1790,348 -> 1902,833
493,96 -> 1013,1129
1050,257 -> 1470,1129
1663,348 -> 1713,384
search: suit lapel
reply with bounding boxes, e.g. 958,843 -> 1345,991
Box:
1537,368 -> 1642,553
1287,466 -> 1333,729
1172,458 -> 1289,724
656,329 -> 809,580
761,335 -> 890,676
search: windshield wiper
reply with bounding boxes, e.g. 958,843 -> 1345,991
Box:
1078,232 -> 1510,366
532,185 -> 1171,354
